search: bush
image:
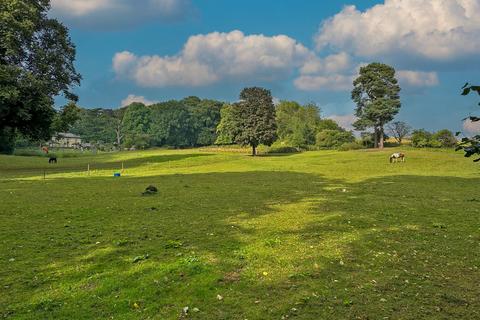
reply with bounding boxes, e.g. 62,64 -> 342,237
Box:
316,130 -> 355,149
265,146 -> 301,154
433,129 -> 457,148
411,129 -> 457,148
338,142 -> 364,151
411,129 -> 433,148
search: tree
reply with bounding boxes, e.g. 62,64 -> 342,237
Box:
215,104 -> 240,145
433,129 -> 457,148
316,130 -> 355,149
411,129 -> 434,148
0,0 -> 81,153
113,108 -> 126,148
352,63 -> 401,149
456,84 -> 480,162
51,102 -> 81,133
276,101 -> 321,148
149,101 -> 194,148
185,97 -> 222,146
70,108 -> 117,145
122,102 -> 152,148
387,121 -> 411,144
235,87 -> 277,155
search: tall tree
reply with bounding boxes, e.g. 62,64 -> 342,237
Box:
122,102 -> 152,147
387,121 -> 411,144
352,63 -> 401,149
457,83 -> 480,162
0,0 -> 81,153
235,87 -> 277,156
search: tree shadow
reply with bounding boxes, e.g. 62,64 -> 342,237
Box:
0,173 -> 478,319
1,153 -> 213,179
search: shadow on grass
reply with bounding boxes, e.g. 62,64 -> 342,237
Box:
0,172 -> 479,319
0,153 -> 213,179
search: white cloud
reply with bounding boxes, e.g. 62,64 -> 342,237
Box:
300,52 -> 352,75
113,30 -> 312,87
315,0 -> 480,62
397,70 -> 439,87
121,94 -> 156,107
294,74 -> 354,91
327,114 -> 357,131
50,0 -> 192,28
463,119 -> 480,134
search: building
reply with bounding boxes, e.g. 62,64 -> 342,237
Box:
49,132 -> 82,149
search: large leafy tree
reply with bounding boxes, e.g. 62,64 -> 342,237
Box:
70,108 -> 118,145
215,104 -> 240,145
352,63 -> 401,149
457,84 -> 480,162
0,0 -> 81,153
149,101 -> 194,148
276,101 -> 321,148
235,87 -> 277,156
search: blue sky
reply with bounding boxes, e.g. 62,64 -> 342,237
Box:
51,0 -> 480,134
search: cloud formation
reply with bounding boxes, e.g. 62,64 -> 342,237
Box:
463,119 -> 480,134
121,94 -> 157,107
113,30 -> 311,87
50,0 -> 193,28
396,70 -> 439,87
315,0 -> 480,63
327,114 -> 357,131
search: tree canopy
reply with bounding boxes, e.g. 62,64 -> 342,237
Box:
352,62 -> 401,149
234,87 -> 277,155
457,83 -> 480,162
0,0 -> 81,153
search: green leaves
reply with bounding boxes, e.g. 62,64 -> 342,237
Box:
457,83 -> 480,162
351,63 -> 401,148
0,0 -> 80,152
233,87 -> 277,155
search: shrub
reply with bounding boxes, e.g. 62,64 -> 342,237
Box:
265,146 -> 300,154
338,142 -> 364,151
411,129 -> 433,148
433,129 -> 457,148
316,130 -> 355,149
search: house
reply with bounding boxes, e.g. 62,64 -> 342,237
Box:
49,132 -> 82,149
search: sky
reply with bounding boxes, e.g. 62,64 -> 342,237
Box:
50,0 -> 480,134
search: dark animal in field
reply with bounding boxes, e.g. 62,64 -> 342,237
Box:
142,185 -> 158,195
48,157 -> 57,164
389,152 -> 405,163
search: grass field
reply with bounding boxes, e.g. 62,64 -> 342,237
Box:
0,148 -> 479,319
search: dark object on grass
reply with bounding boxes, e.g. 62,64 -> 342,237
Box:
142,185 -> 158,195
48,157 -> 57,164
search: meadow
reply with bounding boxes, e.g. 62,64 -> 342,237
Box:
0,148 -> 479,319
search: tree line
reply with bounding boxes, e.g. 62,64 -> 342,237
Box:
1,1 -> 478,160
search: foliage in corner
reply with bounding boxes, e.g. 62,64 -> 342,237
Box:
456,83 -> 480,162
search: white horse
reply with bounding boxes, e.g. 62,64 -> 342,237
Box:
389,152 -> 405,163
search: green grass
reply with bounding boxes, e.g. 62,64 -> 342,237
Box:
0,148 -> 479,319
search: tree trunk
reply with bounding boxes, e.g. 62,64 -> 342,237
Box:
374,128 -> 379,148
379,128 -> 384,149
252,144 -> 256,156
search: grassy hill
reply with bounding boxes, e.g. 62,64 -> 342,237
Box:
0,148 -> 479,319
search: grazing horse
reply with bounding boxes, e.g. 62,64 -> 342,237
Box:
48,157 -> 57,164
389,152 -> 405,163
